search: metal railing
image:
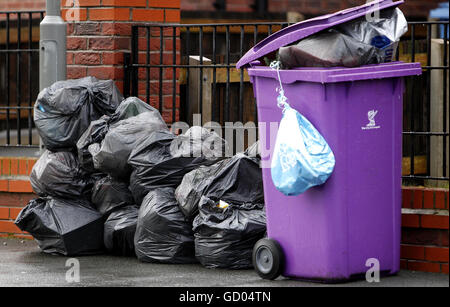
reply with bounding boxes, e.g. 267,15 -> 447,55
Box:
125,21 -> 449,184
0,10 -> 44,149
402,21 -> 448,184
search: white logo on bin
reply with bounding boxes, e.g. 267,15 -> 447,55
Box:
362,110 -> 381,130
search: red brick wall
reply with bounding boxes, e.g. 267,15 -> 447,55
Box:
0,157 -> 37,240
0,0 -> 46,11
63,0 -> 181,122
401,187 -> 449,274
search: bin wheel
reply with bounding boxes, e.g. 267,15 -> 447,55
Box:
253,238 -> 284,280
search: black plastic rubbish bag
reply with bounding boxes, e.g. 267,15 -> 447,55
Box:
192,196 -> 266,269
278,8 -> 408,68
134,188 -> 197,264
34,77 -> 123,151
109,96 -> 161,123
244,141 -> 261,159
279,30 -> 380,68
91,176 -> 135,217
175,152 -> 264,221
104,205 -> 139,256
30,150 -> 93,199
129,127 -> 227,205
88,97 -> 168,179
15,197 -> 104,256
77,116 -> 110,173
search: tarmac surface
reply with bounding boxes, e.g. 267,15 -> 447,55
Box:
0,238 -> 448,287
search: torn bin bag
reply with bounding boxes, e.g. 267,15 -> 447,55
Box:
175,153 -> 264,221
34,77 -> 123,151
192,196 -> 266,269
129,127 -> 227,205
30,150 -> 93,200
91,175 -> 135,217
89,100 -> 168,179
15,197 -> 104,256
134,188 -> 196,264
104,205 -> 139,256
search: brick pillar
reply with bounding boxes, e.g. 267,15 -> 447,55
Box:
61,0 -> 181,115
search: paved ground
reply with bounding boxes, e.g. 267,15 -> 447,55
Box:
0,238 -> 448,287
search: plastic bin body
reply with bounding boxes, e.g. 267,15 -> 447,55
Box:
248,62 -> 421,281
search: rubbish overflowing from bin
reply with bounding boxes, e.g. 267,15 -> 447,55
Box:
278,8 -> 407,68
16,77 -> 265,268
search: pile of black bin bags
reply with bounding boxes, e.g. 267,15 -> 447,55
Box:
15,77 -> 266,269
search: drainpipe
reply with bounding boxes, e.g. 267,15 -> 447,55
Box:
39,0 -> 66,91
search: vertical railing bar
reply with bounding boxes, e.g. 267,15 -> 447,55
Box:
131,26 -> 138,97
253,25 -> 258,126
6,12 -> 11,145
442,24 -> 448,177
199,26 -> 204,124
17,12 -> 22,146
159,27 -> 164,115
409,24 -> 415,176
225,25 -> 230,123
185,26 -> 191,124
172,26 -> 177,124
28,12 -> 33,146
239,25 -> 244,123
123,53 -> 130,98
426,23 -> 432,177
146,27 -> 150,105
212,26 -> 217,123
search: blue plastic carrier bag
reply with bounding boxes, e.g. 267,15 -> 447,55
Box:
270,62 -> 335,196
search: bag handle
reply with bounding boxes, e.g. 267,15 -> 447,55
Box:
270,61 -> 290,111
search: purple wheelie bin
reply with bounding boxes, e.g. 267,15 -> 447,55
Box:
236,0 -> 422,282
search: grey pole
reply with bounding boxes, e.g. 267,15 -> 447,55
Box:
39,0 -> 66,91
39,0 -> 67,152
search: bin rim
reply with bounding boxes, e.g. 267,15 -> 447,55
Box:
236,0 -> 404,69
246,61 -> 422,84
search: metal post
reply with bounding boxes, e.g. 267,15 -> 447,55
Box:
39,0 -> 66,152
39,0 -> 66,91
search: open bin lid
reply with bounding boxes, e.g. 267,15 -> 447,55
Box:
236,0 -> 404,69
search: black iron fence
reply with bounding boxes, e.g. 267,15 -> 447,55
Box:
125,21 -> 449,184
0,10 -> 44,149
